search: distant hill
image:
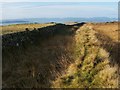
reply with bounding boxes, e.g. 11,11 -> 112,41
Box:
0,17 -> 117,26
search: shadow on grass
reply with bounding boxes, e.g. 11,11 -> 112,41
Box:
2,23 -> 85,88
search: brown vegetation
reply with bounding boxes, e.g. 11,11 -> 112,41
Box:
2,22 -> 119,88
52,22 -> 119,88
2,23 -> 82,88
89,22 -> 119,66
0,23 -> 55,35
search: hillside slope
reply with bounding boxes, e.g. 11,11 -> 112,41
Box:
2,23 -> 82,88
2,22 -> 119,88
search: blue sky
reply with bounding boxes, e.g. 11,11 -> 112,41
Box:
0,0 -> 119,2
1,2 -> 118,20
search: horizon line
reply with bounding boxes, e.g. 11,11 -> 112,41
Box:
1,17 -> 118,21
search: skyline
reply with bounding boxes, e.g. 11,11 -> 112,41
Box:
1,2 -> 118,20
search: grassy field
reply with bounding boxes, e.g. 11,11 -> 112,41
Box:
2,22 -> 119,88
52,23 -> 119,88
90,22 -> 118,42
90,22 -> 119,66
0,23 -> 55,35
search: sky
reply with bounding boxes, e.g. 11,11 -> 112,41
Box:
0,0 -> 119,2
0,1 -> 118,20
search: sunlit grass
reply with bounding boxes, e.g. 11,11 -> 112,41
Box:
52,23 -> 118,88
0,23 -> 55,35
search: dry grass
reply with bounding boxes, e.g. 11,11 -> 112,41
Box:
52,23 -> 119,88
0,23 -> 55,35
2,24 -> 76,88
90,22 -> 118,42
2,22 -> 119,88
89,22 -> 119,66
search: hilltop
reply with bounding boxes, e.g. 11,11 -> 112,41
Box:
2,22 -> 119,88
